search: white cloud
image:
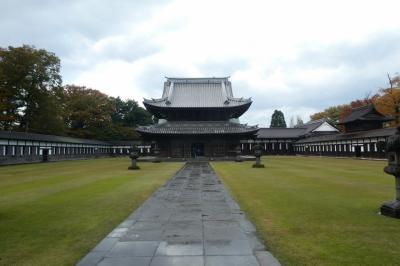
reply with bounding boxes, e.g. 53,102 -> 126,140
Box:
2,0 -> 399,125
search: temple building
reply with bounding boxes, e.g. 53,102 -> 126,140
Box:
0,131 -> 147,165
137,77 -> 258,158
292,105 -> 394,158
337,104 -> 393,132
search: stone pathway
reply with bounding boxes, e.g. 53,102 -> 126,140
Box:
77,162 -> 280,266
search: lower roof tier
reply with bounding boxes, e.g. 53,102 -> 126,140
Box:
136,121 -> 258,135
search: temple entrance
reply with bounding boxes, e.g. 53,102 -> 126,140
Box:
354,146 -> 361,157
42,149 -> 49,162
191,143 -> 204,157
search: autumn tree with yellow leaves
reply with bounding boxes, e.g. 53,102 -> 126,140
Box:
310,73 -> 400,128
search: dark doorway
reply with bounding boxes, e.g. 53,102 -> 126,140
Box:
42,149 -> 49,162
191,143 -> 204,157
355,146 -> 361,157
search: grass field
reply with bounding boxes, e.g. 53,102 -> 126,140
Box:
212,156 -> 400,266
0,158 -> 183,266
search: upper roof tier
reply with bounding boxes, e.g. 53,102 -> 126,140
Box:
143,77 -> 252,120
337,104 -> 393,132
337,104 -> 392,124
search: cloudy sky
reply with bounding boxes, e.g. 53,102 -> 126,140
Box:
1,0 -> 400,127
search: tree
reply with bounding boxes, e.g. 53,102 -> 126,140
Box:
111,97 -> 152,127
0,74 -> 16,130
270,110 -> 287,128
63,85 -> 115,139
63,86 -> 148,140
289,116 -> 295,128
0,45 -> 63,133
310,105 -> 348,123
309,73 -> 400,131
0,44 -> 152,140
374,73 -> 400,125
295,115 -> 304,127
27,88 -> 65,135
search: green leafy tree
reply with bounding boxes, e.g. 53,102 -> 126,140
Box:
28,88 -> 65,135
0,75 -> 16,130
63,85 -> 115,138
63,86 -> 146,140
270,110 -> 287,128
0,45 -> 63,133
0,44 -> 152,140
310,105 -> 346,123
111,97 -> 152,127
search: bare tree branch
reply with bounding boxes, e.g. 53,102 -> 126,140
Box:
388,73 -> 394,91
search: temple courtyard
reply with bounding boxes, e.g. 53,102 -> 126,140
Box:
0,157 -> 399,265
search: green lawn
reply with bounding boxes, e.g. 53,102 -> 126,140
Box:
212,157 -> 400,266
0,158 -> 183,266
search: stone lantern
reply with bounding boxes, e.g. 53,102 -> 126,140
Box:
153,146 -> 161,163
235,145 -> 243,162
128,146 -> 140,170
252,144 -> 265,168
381,126 -> 400,218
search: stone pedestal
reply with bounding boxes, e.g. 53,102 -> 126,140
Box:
153,147 -> 161,163
128,159 -> 140,170
380,176 -> 400,218
381,200 -> 400,218
252,157 -> 265,168
235,145 -> 243,162
380,126 -> 400,218
252,144 -> 264,168
128,148 -> 140,170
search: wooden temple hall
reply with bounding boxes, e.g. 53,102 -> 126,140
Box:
137,77 -> 258,158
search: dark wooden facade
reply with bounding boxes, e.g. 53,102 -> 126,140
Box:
337,104 -> 392,132
156,136 -> 241,158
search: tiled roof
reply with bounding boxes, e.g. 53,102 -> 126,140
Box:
106,140 -> 142,146
137,121 -> 258,135
256,119 -> 338,139
256,128 -> 306,139
338,104 -> 392,124
143,77 -> 251,108
300,118 -> 338,135
0,131 -> 109,145
295,127 -> 396,144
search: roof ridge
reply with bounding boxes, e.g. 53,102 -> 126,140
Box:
351,104 -> 372,111
305,118 -> 327,124
166,77 -> 230,80
259,127 -> 305,130
227,96 -> 251,102
143,97 -> 166,103
0,130 -> 109,144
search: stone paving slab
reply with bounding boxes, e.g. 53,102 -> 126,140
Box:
77,162 -> 280,266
